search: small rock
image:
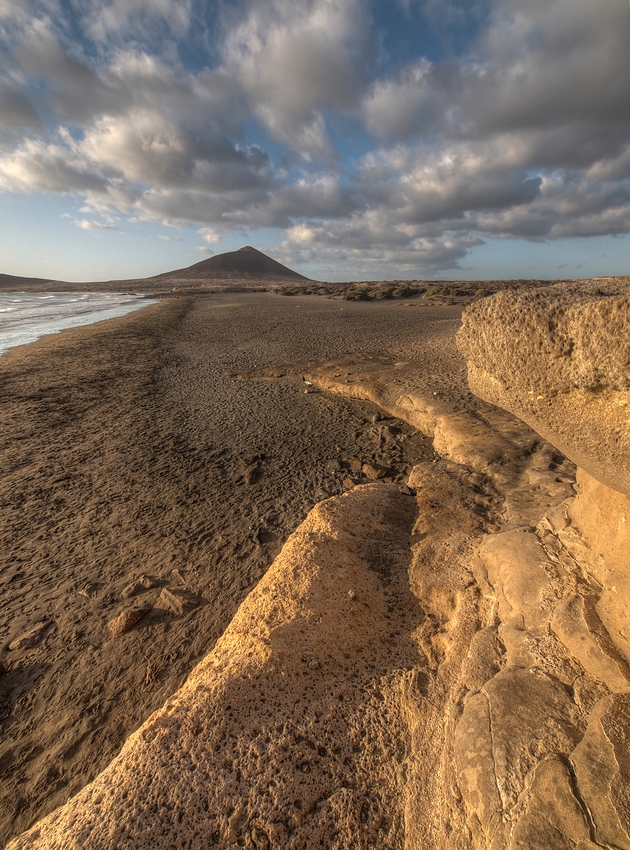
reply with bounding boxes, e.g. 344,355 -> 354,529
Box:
399,484 -> 416,496
362,462 -> 390,480
326,459 -> 342,472
122,574 -> 159,598
107,607 -> 151,636
244,465 -> 261,485
169,568 -> 188,587
77,582 -> 101,599
343,477 -> 356,490
158,587 -> 199,616
121,582 -> 142,600
348,589 -> 358,601
371,412 -> 381,423
307,659 -> 321,670
8,621 -> 51,651
347,458 -> 363,473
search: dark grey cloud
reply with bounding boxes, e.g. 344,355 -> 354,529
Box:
0,77 -> 42,133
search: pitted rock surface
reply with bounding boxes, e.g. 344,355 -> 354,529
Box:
457,282 -> 630,495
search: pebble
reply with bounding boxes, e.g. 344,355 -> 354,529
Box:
8,621 -> 51,651
347,589 -> 358,601
343,477 -> 356,490
77,582 -> 101,599
307,659 -> 321,670
362,462 -> 390,480
107,607 -> 152,636
169,569 -> 188,587
158,587 -> 199,616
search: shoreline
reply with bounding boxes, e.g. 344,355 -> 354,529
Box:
0,293 -> 163,362
0,293 -> 463,844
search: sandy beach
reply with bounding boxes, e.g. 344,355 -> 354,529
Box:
0,292 -> 465,845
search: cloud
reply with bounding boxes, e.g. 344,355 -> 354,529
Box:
1,0 -> 630,277
198,226 -> 223,243
74,218 -> 118,230
72,0 -> 193,42
0,77 -> 42,134
0,133 -> 107,193
278,227 -> 484,279
222,0 -> 372,158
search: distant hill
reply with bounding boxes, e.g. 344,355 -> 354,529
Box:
0,273 -> 63,291
0,246 -> 311,292
154,246 -> 311,282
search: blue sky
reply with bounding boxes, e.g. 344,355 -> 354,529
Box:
1,0 -> 629,282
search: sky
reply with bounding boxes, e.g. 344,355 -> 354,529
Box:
1,0 -> 630,283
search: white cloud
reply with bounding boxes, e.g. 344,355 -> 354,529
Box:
198,226 -> 223,243
73,0 -> 193,42
222,0 -> 372,158
74,218 -> 118,230
1,0 -> 630,277
0,134 -> 106,193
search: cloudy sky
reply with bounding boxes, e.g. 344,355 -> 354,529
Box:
1,0 -> 629,282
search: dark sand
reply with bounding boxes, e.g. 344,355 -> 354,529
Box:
0,293 -> 465,845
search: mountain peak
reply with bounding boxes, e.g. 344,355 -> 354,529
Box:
156,246 -> 311,283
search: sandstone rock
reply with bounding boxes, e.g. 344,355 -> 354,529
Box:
7,485 -> 425,850
107,607 -> 151,636
158,587 -> 199,615
457,283 -> 630,495
361,462 -> 390,480
570,694 -> 630,848
509,757 -> 600,849
8,621 -> 51,651
567,468 -> 630,666
551,593 -> 630,693
479,529 -> 556,633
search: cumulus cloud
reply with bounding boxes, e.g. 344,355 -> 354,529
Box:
1,0 -> 629,277
222,0 -> 372,158
197,226 -> 223,243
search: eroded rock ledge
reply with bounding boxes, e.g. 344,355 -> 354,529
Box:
10,285 -> 630,849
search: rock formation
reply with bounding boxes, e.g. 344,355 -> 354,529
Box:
457,281 -> 630,495
10,282 -> 630,849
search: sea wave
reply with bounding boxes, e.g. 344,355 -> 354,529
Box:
0,292 -> 158,357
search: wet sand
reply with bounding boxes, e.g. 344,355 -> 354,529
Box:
0,292 -> 465,845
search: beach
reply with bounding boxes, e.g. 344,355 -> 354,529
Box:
0,292 -> 465,844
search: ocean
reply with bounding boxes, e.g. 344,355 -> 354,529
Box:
0,292 -> 158,357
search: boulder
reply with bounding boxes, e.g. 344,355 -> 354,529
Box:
457,282 -> 630,495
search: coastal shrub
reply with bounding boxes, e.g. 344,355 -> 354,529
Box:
392,285 -> 418,298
